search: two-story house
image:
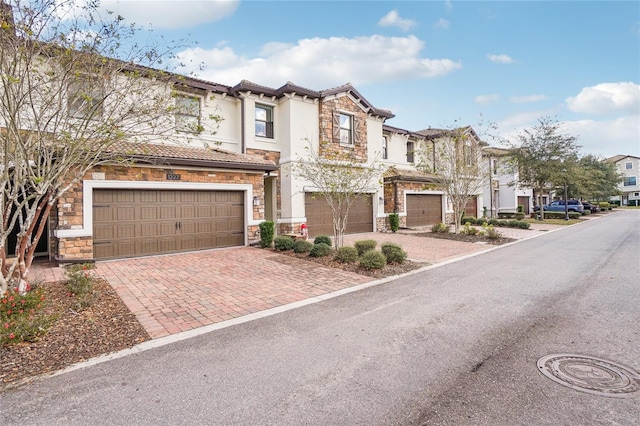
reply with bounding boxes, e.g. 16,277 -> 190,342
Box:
607,155 -> 640,206
482,147 -> 534,217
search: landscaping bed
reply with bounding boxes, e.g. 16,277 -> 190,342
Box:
415,231 -> 517,245
0,279 -> 149,390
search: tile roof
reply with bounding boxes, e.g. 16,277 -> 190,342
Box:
107,141 -> 277,171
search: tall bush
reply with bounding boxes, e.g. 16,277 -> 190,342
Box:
389,213 -> 400,233
259,221 -> 275,248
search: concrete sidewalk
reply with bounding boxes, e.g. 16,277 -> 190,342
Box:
30,223 -> 564,339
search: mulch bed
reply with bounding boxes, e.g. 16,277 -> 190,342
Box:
414,232 -> 516,245
0,279 -> 149,391
274,249 -> 429,278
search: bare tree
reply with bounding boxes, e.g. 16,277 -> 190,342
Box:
0,0 -> 217,294
505,117 -> 581,220
417,126 -> 488,233
291,140 -> 382,249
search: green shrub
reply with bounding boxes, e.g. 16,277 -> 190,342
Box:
461,216 -> 476,224
542,211 -> 581,220
483,224 -> 503,240
258,221 -> 275,248
497,220 -> 509,227
598,202 -> 610,210
0,285 -> 52,345
518,220 -> 531,229
475,217 -> 487,226
515,213 -> 525,220
64,263 -> 98,310
313,235 -> 332,246
381,242 -> 407,264
292,239 -> 313,254
354,239 -> 377,256
309,242 -> 333,257
359,250 -> 386,270
430,222 -> 450,233
507,219 -> 520,228
488,218 -> 499,226
517,204 -> 524,213
274,236 -> 294,251
388,213 -> 400,233
582,209 -> 591,215
461,222 -> 479,235
335,246 -> 359,263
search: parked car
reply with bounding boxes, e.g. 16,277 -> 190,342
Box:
534,200 -> 584,213
582,201 -> 600,212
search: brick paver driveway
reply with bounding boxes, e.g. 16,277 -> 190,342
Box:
94,247 -> 374,339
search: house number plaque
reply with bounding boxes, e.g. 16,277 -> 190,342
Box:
166,173 -> 181,180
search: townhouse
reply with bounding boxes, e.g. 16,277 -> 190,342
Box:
607,155 -> 640,206
16,73 -> 491,262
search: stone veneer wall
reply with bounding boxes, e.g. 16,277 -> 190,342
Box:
318,96 -> 368,162
55,164 -> 265,260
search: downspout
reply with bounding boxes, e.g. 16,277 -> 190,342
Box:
393,181 -> 398,213
239,96 -> 246,154
489,157 -> 493,217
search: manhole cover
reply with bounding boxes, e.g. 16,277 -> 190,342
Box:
537,354 -> 640,398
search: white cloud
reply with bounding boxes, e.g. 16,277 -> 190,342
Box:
434,18 -> 450,29
510,94 -> 548,103
566,82 -> 640,115
487,53 -> 516,64
564,116 -> 640,157
475,94 -> 500,105
496,111 -> 640,157
378,10 -> 417,32
173,35 -> 462,88
98,0 -> 239,29
445,0 -> 453,12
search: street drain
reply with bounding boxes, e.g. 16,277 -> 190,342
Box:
537,354 -> 640,398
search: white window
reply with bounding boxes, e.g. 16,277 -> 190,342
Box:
339,113 -> 353,145
406,141 -> 415,163
382,136 -> 388,159
255,104 -> 274,138
175,95 -> 201,133
625,162 -> 632,169
68,76 -> 104,119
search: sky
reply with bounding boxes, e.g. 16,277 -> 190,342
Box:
94,0 -> 639,158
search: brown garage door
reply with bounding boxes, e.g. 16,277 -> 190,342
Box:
406,194 -> 442,227
305,193 -> 373,237
93,189 -> 244,260
464,196 -> 478,217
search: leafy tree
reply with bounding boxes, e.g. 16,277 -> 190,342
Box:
417,125 -> 489,233
571,155 -> 623,201
505,117 -> 581,220
0,0 -> 218,294
291,140 -> 382,249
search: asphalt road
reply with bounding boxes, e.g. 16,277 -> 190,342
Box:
1,210 -> 639,425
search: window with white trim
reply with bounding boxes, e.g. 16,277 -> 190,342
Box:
625,162 -> 632,169
406,141 -> 415,163
623,176 -> 636,186
68,76 -> 105,119
175,95 -> 201,133
382,136 -> 388,159
255,104 -> 274,138
339,113 -> 353,145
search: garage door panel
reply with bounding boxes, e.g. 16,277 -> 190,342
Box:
93,189 -> 245,260
140,207 -> 157,220
116,191 -> 135,203
93,225 -> 114,240
115,224 -> 136,238
116,207 -> 135,221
